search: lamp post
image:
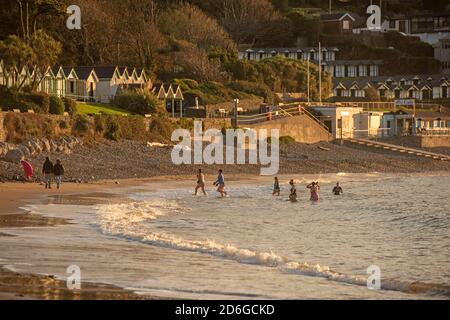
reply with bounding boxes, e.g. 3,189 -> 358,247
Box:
233,98 -> 240,128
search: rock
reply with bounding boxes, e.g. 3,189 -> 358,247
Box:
0,142 -> 8,157
16,145 -> 31,158
3,149 -> 24,163
41,138 -> 51,152
50,140 -> 58,152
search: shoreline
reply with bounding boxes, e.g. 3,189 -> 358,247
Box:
1,171 -> 449,300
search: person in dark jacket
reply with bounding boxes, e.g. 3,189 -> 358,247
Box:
42,157 -> 54,189
53,159 -> 65,190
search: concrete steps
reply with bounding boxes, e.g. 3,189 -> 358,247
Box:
346,138 -> 450,161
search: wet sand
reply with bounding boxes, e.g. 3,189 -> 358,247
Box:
0,175 -> 271,300
0,180 -> 159,300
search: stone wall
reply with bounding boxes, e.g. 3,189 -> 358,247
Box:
419,136 -> 450,148
247,114 -> 332,144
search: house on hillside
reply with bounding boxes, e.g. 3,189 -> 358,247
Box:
434,36 -> 450,74
321,12 -> 356,35
325,60 -> 382,78
74,67 -> 99,102
238,47 -> 340,62
332,75 -> 450,101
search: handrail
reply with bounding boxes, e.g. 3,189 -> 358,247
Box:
301,107 -> 332,135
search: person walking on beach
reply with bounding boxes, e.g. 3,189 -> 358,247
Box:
53,160 -> 65,190
332,182 -> 343,196
42,157 -> 54,189
195,169 -> 207,196
307,181 -> 320,201
273,177 -> 281,196
214,169 -> 228,198
21,160 -> 33,182
289,179 -> 297,202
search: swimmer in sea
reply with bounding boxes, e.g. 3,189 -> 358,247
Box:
273,177 -> 281,196
194,169 -> 207,196
332,182 -> 343,196
289,179 -> 297,202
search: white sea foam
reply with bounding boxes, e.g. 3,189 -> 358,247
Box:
95,199 -> 449,296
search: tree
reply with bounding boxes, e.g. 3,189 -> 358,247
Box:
170,41 -> 228,82
159,3 -> 236,52
0,35 -> 35,88
15,0 -> 65,42
214,0 -> 292,46
29,30 -> 62,89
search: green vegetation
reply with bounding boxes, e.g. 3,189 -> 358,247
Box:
49,96 -> 65,115
75,102 -> 131,116
114,90 -> 165,116
3,112 -> 61,143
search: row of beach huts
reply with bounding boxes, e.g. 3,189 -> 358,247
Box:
0,62 -> 184,112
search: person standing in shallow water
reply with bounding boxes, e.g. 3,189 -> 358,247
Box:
214,169 -> 228,198
307,181 -> 320,201
289,179 -> 297,202
273,177 -> 280,196
332,182 -> 343,195
42,157 -> 54,189
194,169 -> 207,196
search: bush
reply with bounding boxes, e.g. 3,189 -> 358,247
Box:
227,81 -> 274,103
72,115 -> 90,136
24,92 -> 50,113
49,96 -> 65,115
63,97 -> 77,115
115,89 -> 164,115
105,118 -> 121,141
3,113 -> 57,143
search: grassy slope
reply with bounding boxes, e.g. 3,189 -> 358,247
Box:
76,102 -> 132,116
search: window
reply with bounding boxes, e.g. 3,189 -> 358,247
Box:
335,65 -> 345,77
359,65 -> 367,77
348,66 -> 357,77
389,20 -> 396,29
343,20 -> 350,30
369,65 -> 378,77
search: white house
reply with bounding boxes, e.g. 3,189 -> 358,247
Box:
311,106 -> 364,139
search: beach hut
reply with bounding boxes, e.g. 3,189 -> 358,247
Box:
93,66 -> 122,103
73,67 -> 99,102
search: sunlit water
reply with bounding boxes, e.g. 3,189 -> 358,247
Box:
0,173 -> 449,299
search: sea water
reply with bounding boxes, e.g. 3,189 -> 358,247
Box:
0,173 -> 449,299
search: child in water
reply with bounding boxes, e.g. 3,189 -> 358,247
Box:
273,177 -> 280,196
289,179 -> 297,202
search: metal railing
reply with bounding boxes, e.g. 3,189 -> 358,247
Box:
236,105 -> 332,138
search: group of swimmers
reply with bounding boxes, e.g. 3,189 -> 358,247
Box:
275,177 -> 343,202
194,169 -> 344,201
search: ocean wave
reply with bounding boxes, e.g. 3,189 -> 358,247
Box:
95,200 -> 450,298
